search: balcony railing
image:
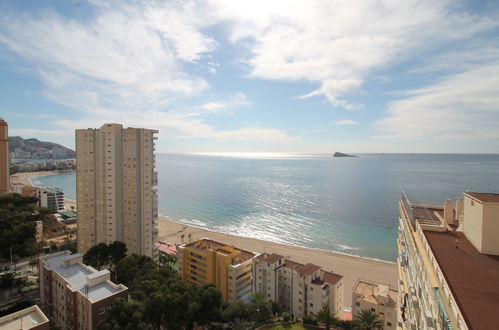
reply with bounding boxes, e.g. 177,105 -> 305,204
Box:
434,288 -> 454,330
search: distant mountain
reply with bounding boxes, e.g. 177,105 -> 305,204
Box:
9,136 -> 75,159
333,152 -> 357,157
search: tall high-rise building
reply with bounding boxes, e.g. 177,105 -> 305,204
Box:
398,191 -> 499,330
0,118 -> 9,194
76,123 -> 158,258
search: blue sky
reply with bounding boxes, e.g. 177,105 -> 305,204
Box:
1,0 -> 499,153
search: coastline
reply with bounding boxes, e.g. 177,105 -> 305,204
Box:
10,171 -> 76,210
157,217 -> 398,304
10,170 -> 60,186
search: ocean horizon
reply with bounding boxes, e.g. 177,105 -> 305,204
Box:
32,152 -> 499,262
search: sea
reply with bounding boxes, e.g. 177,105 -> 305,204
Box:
31,153 -> 499,262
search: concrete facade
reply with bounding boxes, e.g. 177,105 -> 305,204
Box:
178,238 -> 257,302
398,191 -> 499,330
352,280 -> 398,329
0,118 -> 9,194
463,193 -> 499,255
39,251 -> 128,330
252,253 -> 344,320
76,123 -> 158,258
37,187 -> 65,212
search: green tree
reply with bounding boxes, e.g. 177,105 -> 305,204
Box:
318,306 -> 340,330
115,254 -> 158,287
0,194 -> 41,261
108,241 -> 127,268
354,309 -> 384,330
97,298 -> 155,330
83,243 -> 109,270
192,284 -> 223,326
231,318 -> 253,330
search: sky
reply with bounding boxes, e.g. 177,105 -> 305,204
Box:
1,0 -> 499,154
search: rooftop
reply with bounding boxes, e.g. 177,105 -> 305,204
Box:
296,263 -> 321,276
184,239 -> 257,265
0,305 -> 49,330
256,253 -> 284,264
353,280 -> 397,308
465,192 -> 499,203
323,271 -> 343,285
41,251 -> 127,301
423,229 -> 499,329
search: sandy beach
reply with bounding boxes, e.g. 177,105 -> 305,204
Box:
10,171 -> 76,210
157,218 -> 398,304
10,171 -> 60,186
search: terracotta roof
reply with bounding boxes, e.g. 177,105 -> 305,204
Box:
256,253 -> 284,264
296,263 -> 321,275
323,271 -> 343,285
466,192 -> 499,203
423,229 -> 499,329
283,260 -> 301,269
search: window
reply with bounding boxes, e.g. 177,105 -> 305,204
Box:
355,302 -> 360,307
371,308 -> 376,312
98,307 -> 105,315
387,322 -> 392,327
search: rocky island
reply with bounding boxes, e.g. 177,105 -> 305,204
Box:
333,152 -> 357,157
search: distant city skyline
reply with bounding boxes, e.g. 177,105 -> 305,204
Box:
1,0 -> 499,153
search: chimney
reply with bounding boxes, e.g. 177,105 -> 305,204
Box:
444,199 -> 453,225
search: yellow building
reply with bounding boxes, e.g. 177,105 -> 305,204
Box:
76,123 -> 159,258
398,191 -> 499,330
178,238 -> 257,301
0,118 -> 9,194
352,280 -> 398,329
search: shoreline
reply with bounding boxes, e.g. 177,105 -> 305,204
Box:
157,217 -> 398,304
10,170 -> 61,186
10,171 -> 76,210
160,217 -> 395,265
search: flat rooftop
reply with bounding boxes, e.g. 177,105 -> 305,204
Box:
466,192 -> 499,203
41,252 -> 126,301
185,239 -> 257,265
0,305 -> 49,330
423,229 -> 499,329
353,280 -> 397,308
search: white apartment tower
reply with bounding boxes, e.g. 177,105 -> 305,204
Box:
76,123 -> 158,258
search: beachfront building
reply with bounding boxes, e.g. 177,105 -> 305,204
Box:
0,118 -> 9,194
39,251 -> 128,330
36,187 -> 65,212
252,253 -> 344,319
0,305 -> 49,330
178,238 -> 257,302
76,123 -> 159,258
352,280 -> 398,329
398,191 -> 499,330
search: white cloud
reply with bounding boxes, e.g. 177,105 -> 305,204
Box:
0,2 -> 296,145
333,120 -> 358,125
209,0 -> 499,109
375,62 -> 499,141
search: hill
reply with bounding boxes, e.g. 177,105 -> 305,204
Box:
9,136 -> 75,159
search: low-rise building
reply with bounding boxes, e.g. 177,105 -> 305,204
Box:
352,280 -> 398,329
36,187 -> 65,212
253,253 -> 344,319
178,238 -> 257,301
0,305 -> 49,330
39,251 -> 128,330
398,191 -> 499,329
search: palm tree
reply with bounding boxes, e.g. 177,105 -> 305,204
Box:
318,306 -> 339,330
354,309 -> 384,330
